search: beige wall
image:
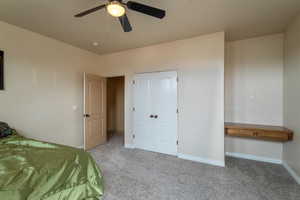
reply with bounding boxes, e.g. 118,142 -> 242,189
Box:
0,21 -> 225,165
0,21 -> 100,147
225,34 -> 284,160
96,32 -> 225,166
107,76 -> 124,135
283,14 -> 300,178
2,16 -> 295,169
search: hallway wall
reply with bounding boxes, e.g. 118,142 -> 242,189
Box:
107,76 -> 125,136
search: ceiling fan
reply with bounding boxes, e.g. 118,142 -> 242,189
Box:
74,0 -> 166,32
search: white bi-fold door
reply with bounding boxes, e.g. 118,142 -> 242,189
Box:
133,71 -> 178,156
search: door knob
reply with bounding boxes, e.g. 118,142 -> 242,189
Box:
150,115 -> 154,118
84,114 -> 90,118
154,115 -> 158,119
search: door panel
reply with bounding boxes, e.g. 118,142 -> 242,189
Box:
152,72 -> 178,155
133,71 -> 178,155
84,73 -> 107,150
133,77 -> 155,151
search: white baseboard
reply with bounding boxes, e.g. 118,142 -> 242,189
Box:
178,153 -> 225,167
124,144 -> 135,149
226,152 -> 282,164
283,162 -> 300,184
77,145 -> 84,149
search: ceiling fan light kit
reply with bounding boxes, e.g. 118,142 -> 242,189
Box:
75,0 -> 166,32
106,1 -> 126,17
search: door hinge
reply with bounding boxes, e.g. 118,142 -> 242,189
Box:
133,107 -> 135,111
176,109 -> 179,114
133,80 -> 136,84
133,134 -> 135,139
176,140 -> 179,145
176,77 -> 179,82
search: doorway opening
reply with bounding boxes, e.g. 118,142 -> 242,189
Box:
107,76 -> 125,144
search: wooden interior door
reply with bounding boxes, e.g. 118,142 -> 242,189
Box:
84,73 -> 107,150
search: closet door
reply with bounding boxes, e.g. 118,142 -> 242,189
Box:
133,71 -> 178,156
133,74 -> 156,152
151,71 -> 178,155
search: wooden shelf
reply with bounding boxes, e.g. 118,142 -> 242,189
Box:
225,122 -> 293,142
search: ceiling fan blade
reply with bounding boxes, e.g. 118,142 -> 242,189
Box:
119,14 -> 132,32
126,1 -> 165,19
74,5 -> 106,17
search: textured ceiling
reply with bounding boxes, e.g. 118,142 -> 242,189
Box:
0,0 -> 300,55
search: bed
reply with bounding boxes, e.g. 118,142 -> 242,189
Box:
0,132 -> 104,200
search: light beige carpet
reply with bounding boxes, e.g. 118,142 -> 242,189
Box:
90,136 -> 300,200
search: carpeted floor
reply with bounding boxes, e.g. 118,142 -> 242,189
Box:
90,136 -> 300,200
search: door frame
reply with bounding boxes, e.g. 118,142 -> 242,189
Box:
132,70 -> 179,156
106,76 -> 126,141
83,72 -> 87,150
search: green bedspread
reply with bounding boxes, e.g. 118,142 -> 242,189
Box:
0,134 -> 104,200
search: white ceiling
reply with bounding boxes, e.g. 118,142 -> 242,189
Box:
0,0 -> 300,55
